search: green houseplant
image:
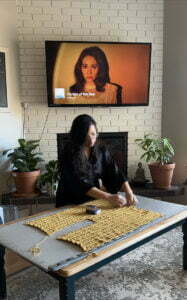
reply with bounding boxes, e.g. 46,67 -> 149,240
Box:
2,139 -> 43,195
135,134 -> 175,189
39,160 -> 60,197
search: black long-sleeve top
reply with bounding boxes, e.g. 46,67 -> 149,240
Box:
56,145 -> 127,207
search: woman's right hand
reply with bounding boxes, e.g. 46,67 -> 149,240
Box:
107,194 -> 127,207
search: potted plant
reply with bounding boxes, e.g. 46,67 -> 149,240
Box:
39,160 -> 60,197
135,134 -> 175,189
2,139 -> 43,196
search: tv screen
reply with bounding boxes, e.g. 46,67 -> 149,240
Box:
45,41 -> 151,107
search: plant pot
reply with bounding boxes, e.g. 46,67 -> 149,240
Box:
148,163 -> 175,189
12,169 -> 40,195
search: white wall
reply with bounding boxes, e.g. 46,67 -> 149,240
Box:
162,0 -> 187,184
16,0 -> 164,180
0,1 -> 22,194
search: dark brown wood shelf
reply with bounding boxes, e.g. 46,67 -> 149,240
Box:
131,183 -> 185,198
1,193 -> 55,206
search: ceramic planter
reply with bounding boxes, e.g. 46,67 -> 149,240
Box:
148,162 -> 175,189
12,169 -> 40,195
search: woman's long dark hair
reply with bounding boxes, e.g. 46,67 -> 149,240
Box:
63,114 -> 98,177
70,46 -> 110,93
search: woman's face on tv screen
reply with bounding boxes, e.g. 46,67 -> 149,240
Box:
81,55 -> 99,82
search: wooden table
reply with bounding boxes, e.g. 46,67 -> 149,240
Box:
0,196 -> 187,300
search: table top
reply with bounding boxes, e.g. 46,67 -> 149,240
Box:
0,196 -> 186,277
59,210 -> 187,277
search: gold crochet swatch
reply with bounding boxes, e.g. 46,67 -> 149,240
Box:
25,205 -> 89,235
26,199 -> 161,252
25,199 -> 121,234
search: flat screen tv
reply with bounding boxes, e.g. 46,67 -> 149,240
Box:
45,41 -> 151,107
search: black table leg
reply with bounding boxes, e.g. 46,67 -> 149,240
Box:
59,277 -> 75,300
0,245 -> 7,299
182,219 -> 187,270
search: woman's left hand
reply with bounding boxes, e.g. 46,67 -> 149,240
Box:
125,192 -> 138,206
120,182 -> 138,206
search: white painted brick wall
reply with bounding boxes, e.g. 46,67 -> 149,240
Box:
17,0 -> 164,180
52,1 -> 71,8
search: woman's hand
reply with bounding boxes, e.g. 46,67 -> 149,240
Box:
107,193 -> 138,207
86,186 -> 138,208
125,192 -> 138,206
120,181 -> 138,206
107,194 -> 127,207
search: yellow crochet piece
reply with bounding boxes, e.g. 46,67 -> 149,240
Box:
25,205 -> 89,235
25,199 -> 162,252
58,203 -> 161,251
25,199 -> 116,234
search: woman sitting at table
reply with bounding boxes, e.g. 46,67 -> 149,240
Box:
56,114 -> 136,208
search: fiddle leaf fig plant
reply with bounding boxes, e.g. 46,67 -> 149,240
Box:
135,134 -> 175,165
2,139 -> 43,172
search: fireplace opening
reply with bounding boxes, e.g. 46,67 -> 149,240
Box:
57,132 -> 128,177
